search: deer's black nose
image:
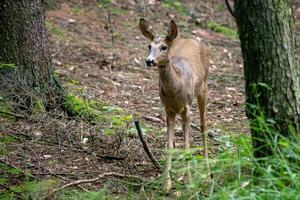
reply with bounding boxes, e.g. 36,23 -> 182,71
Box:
146,59 -> 154,67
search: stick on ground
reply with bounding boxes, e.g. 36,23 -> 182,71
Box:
44,172 -> 142,199
134,120 -> 161,170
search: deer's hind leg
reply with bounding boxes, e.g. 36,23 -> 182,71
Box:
197,88 -> 208,162
181,106 -> 192,184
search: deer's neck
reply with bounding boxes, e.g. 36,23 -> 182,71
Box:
159,61 -> 182,95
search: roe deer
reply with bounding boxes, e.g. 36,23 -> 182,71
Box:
139,18 -> 210,190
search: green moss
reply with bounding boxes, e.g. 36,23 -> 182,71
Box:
63,94 -> 97,120
207,21 -> 238,38
62,93 -> 131,124
62,93 -> 137,139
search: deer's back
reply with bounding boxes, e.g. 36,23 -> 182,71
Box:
170,38 -> 209,95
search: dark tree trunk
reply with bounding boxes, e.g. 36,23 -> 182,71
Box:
0,0 -> 63,110
234,0 -> 300,158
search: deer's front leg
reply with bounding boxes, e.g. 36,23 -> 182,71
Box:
197,91 -> 210,170
165,108 -> 176,191
181,106 -> 192,184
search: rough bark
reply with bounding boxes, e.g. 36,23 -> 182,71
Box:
0,0 -> 63,109
234,0 -> 300,158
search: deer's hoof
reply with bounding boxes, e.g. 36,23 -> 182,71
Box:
165,179 -> 172,191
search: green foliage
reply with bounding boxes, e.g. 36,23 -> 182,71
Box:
103,114 -> 132,136
45,22 -> 65,39
1,162 -> 58,199
0,63 -> 16,69
162,0 -> 188,16
98,0 -> 111,8
207,21 -> 238,38
31,98 -> 46,114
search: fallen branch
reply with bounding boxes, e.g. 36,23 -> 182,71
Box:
191,123 -> 201,131
0,110 -> 26,119
44,172 -> 143,199
134,120 -> 161,170
142,115 -> 162,123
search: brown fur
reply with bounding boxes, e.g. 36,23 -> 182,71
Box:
139,18 -> 209,190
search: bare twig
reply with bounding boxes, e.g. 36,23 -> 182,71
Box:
106,7 -> 118,96
0,110 -> 26,119
44,172 -> 143,199
142,115 -> 162,123
225,0 -> 235,17
134,120 -> 161,170
191,123 -> 201,131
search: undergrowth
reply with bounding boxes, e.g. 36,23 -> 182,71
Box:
131,122 -> 300,199
207,21 -> 238,39
2,90 -> 300,199
162,0 -> 188,16
0,92 -> 136,199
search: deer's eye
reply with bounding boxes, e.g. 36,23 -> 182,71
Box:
148,45 -> 151,50
160,46 -> 167,51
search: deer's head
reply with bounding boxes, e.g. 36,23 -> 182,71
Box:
139,18 -> 178,67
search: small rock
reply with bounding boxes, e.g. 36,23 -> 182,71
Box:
43,155 -> 52,159
68,18 -> 76,23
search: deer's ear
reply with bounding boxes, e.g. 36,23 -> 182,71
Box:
166,20 -> 177,43
139,18 -> 155,41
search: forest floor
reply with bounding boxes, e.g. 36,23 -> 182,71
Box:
1,0 -> 300,199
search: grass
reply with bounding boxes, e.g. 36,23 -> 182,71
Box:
71,5 -> 84,15
207,21 -> 238,39
45,22 -> 65,39
123,125 -> 300,199
162,0 -> 188,16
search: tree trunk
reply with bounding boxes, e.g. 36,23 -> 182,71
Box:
0,0 -> 63,110
234,0 -> 300,158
